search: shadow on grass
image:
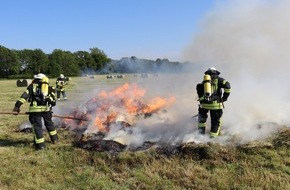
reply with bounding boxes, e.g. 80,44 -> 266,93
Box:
0,138 -> 31,147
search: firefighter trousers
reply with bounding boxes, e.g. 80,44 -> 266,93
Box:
57,90 -> 67,99
29,112 -> 58,150
197,107 -> 223,137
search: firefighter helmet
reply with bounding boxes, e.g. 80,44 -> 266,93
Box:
34,73 -> 46,80
205,67 -> 220,75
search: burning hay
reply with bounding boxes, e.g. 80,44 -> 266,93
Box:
54,81 -> 290,154
76,127 -> 290,155
57,82 -> 175,150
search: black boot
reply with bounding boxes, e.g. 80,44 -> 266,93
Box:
50,134 -> 59,144
198,127 -> 206,135
35,143 -> 45,150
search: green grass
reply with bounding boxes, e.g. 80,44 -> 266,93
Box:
0,76 -> 289,190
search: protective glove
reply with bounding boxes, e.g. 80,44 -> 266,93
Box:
12,107 -> 20,115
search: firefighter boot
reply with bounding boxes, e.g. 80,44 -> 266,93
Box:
50,134 -> 59,144
198,127 -> 206,135
35,142 -> 45,150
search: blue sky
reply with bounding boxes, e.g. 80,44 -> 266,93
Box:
0,0 -> 216,61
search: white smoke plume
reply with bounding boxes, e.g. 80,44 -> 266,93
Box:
181,0 -> 290,144
56,0 -> 290,148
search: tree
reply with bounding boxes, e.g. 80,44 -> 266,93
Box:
0,46 -> 20,78
74,51 -> 96,74
48,49 -> 80,77
89,47 -> 111,71
15,49 -> 49,75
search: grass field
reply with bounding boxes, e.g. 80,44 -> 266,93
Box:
0,75 -> 289,190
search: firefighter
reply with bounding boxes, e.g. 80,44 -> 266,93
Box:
196,67 -> 231,138
56,74 -> 68,100
12,73 -> 58,150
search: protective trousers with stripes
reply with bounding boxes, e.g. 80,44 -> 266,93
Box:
29,112 -> 58,149
198,107 -> 223,137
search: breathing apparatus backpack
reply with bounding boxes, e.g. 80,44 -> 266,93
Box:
196,74 -> 214,102
32,76 -> 49,104
203,74 -> 212,101
41,76 -> 49,97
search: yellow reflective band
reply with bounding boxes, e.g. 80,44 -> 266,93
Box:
224,89 -> 231,93
198,123 -> 206,128
49,130 -> 57,136
19,98 -> 26,103
29,105 -> 50,112
210,132 -> 219,138
210,124 -> 221,138
201,103 -> 223,110
35,137 -> 45,144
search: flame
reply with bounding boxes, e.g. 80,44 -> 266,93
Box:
143,96 -> 176,114
61,83 -> 175,133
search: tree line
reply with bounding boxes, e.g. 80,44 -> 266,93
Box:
0,45 -> 110,79
0,45 -> 188,79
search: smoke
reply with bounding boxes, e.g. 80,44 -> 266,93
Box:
107,0 -> 290,147
181,0 -> 290,144
55,0 -> 290,148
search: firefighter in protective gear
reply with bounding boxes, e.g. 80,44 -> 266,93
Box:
56,74 -> 68,100
12,73 -> 58,150
196,67 -> 231,138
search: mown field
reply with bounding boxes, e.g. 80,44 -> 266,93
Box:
0,75 -> 289,190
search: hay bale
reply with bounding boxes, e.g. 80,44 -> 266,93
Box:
16,79 -> 22,87
22,79 -> 29,86
17,79 -> 32,87
117,75 -> 124,78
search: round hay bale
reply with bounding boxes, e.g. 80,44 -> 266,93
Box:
22,79 -> 32,86
22,79 -> 28,86
16,79 -> 22,87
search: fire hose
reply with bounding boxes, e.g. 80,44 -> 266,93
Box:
0,111 -> 88,121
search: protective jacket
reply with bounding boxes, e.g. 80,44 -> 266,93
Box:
196,75 -> 231,110
14,79 -> 56,112
56,77 -> 67,92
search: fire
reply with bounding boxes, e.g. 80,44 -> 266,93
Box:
143,96 -> 175,114
60,83 -> 175,133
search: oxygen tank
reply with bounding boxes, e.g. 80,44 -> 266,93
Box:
41,76 -> 49,97
203,74 -> 211,100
